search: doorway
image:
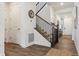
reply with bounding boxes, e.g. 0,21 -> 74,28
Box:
63,16 -> 73,36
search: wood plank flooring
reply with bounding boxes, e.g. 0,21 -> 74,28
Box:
53,35 -> 78,56
5,35 -> 78,56
5,43 -> 50,56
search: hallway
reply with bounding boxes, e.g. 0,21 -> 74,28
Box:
47,36 -> 78,56
3,2 -> 78,56
5,36 -> 78,56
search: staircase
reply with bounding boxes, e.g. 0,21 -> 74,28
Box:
35,2 -> 59,47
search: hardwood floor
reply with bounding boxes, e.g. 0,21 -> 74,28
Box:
53,35 -> 78,56
5,35 -> 78,56
5,43 -> 50,56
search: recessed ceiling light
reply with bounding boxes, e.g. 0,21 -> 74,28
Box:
60,2 -> 64,6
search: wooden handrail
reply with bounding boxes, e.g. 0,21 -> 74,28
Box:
36,2 -> 39,6
36,2 -> 52,26
36,15 -> 59,29
36,2 -> 47,15
36,15 -> 51,25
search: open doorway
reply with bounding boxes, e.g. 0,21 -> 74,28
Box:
55,6 -> 75,40
57,13 -> 73,39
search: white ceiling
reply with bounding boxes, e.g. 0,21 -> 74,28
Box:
47,2 -> 74,10
47,2 -> 75,17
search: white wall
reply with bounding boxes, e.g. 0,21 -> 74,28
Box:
19,2 -> 36,48
63,16 -> 73,35
0,3 -> 5,56
38,4 -> 51,23
48,6 -> 58,25
5,2 -> 36,48
56,7 -> 74,35
5,3 -> 11,42
37,2 -> 57,24
5,3 -> 21,43
19,2 -> 51,47
0,2 -> 52,56
56,7 -> 73,14
57,14 -> 73,35
36,2 -> 46,13
73,3 -> 79,55
49,6 -> 56,23
5,2 -> 51,48
35,3 -> 51,46
34,30 -> 51,47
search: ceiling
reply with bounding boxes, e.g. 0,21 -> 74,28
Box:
47,2 -> 75,17
47,2 -> 74,10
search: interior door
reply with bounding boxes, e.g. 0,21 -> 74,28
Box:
63,17 -> 73,35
